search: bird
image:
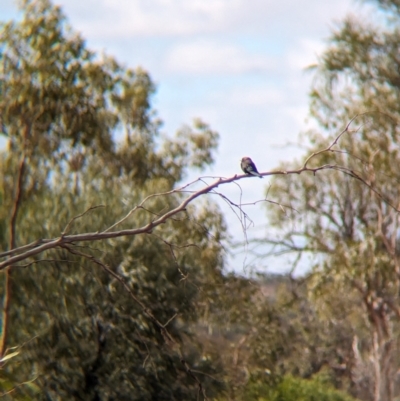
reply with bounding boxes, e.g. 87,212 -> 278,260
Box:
241,156 -> 262,178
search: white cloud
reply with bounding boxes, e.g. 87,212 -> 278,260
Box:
61,0 -> 241,38
57,0 -> 356,39
166,40 -> 276,75
226,87 -> 285,107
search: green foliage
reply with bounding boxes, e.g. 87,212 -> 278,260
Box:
0,351 -> 40,401
0,377 -> 40,401
1,0 -> 115,153
241,374 -> 356,401
202,272 -> 357,401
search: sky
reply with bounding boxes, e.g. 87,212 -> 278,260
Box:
1,0 -> 372,274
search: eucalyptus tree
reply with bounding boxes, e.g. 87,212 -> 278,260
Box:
0,1 -> 225,399
266,1 -> 400,400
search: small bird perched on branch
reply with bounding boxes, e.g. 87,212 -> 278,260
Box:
241,156 -> 262,178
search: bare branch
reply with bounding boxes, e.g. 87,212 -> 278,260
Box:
0,239 -> 46,259
0,117 -> 398,272
302,113 -> 365,169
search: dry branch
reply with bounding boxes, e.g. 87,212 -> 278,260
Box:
0,139 -> 396,271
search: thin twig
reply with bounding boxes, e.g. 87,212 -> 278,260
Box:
62,205 -> 105,235
13,259 -> 75,268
